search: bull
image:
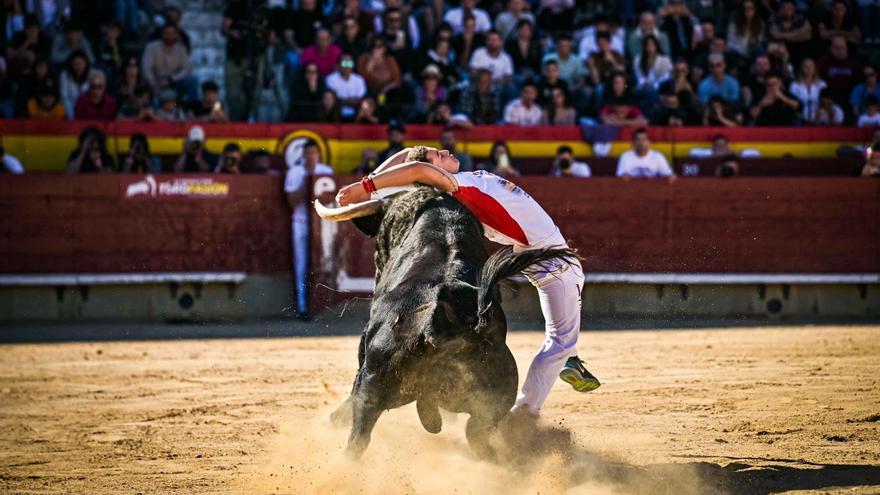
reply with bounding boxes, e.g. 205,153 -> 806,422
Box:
315,187 -> 574,459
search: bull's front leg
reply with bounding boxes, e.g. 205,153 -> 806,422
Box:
345,373 -> 385,459
330,331 -> 370,427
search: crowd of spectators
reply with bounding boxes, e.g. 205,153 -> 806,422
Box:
1,0 -> 879,128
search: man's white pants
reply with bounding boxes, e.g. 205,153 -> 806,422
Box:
513,257 -> 584,414
292,217 -> 309,314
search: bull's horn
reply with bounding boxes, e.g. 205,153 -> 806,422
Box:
314,199 -> 382,221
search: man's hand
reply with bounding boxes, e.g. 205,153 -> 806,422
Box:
336,182 -> 369,206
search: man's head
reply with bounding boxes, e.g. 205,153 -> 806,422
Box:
778,0 -> 795,20
543,60 -> 559,82
387,122 -> 406,147
819,87 -> 834,107
222,142 -> 242,168
555,145 -> 575,175
865,65 -> 878,87
406,145 -> 460,170
556,33 -> 573,57
315,28 -> 331,50
753,54 -> 771,76
639,12 -> 656,34
659,82 -> 679,109
765,71 -> 783,92
476,69 -> 493,92
830,34 -> 848,60
596,31 -> 611,52
63,20 -> 83,44
385,8 -> 404,32
303,139 -> 321,166
866,95 -> 879,115
439,128 -> 457,151
201,81 -> 220,107
520,81 -> 538,106
186,125 -> 205,151
486,30 -> 503,53
632,128 -> 651,155
161,24 -> 179,46
87,70 -> 107,103
251,149 -> 271,171
163,6 -> 182,25
339,53 -> 355,76
712,134 -> 731,155
709,53 -> 726,78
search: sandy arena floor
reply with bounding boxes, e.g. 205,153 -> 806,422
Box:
1,325 -> 879,494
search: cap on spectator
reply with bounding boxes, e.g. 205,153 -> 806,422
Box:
187,125 -> 206,143
422,64 -> 442,79
160,88 -> 178,102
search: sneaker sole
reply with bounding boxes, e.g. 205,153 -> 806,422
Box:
559,369 -> 601,393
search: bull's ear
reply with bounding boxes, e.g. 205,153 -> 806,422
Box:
351,211 -> 384,237
433,282 -> 479,329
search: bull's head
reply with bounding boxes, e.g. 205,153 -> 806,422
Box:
314,199 -> 385,237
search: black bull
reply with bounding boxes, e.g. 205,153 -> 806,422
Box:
319,187 -> 574,459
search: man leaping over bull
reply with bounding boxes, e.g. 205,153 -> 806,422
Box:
335,145 -> 600,422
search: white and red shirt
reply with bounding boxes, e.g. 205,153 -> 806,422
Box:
451,171 -> 566,251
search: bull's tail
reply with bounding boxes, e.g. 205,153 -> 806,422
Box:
476,246 -> 580,329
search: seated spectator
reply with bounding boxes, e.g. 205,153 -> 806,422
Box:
587,31 -> 625,86
423,37 -> 459,89
551,145 -> 591,177
727,0 -> 765,60
141,24 -> 197,103
50,20 -> 95,67
616,128 -> 674,179
300,28 -> 341,78
715,154 -> 740,177
703,95 -> 742,127
542,33 -> 586,91
543,87 -> 576,125
577,14 -> 624,59
481,141 -> 520,177
495,0 -> 535,41
439,128 -> 474,172
318,90 -> 342,123
214,143 -> 243,174
116,84 -> 156,121
851,65 -> 880,117
59,50 -> 90,118
503,81 -> 542,126
455,15 -> 485,73
121,133 -> 161,173
332,0 -> 373,37
862,144 -> 880,177
857,96 -> 880,127
469,30 -> 513,85
13,56 -> 52,115
357,38 -> 400,97
767,0 -> 812,61
378,122 -> 406,164
187,81 -> 229,123
536,60 -> 569,106
817,35 -> 862,108
427,102 -> 474,128
659,0 -> 699,59
693,36 -> 734,84
766,40 -> 795,82
634,35 -> 673,90
7,14 -> 52,77
670,58 -> 698,107
697,54 -> 740,104
789,58 -> 826,123
67,127 -> 115,173
156,89 -> 186,121
173,126 -> 218,173
750,72 -> 802,126
244,149 -> 281,175
1,145 -> 24,174
73,69 -> 117,121
327,54 -> 368,120
354,147 -> 379,175
818,0 -> 861,52
741,54 -> 771,109
601,96 -> 648,127
444,0 -> 491,34
652,84 -> 690,126
289,62 -> 325,121
95,20 -> 124,82
505,19 -> 542,79
148,6 -> 191,52
337,16 -> 369,61
113,56 -> 144,110
26,79 -> 65,119
413,65 -> 447,122
354,96 -> 380,124
377,7 -> 415,73
816,88 -> 845,125
628,11 -> 671,59
456,69 -> 501,124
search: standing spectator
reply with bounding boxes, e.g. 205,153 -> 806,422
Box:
703,95 -> 742,127
587,31 -> 625,86
634,35 -> 673,90
862,144 -> 880,177
443,0 -> 491,34
495,0 -> 535,41
121,133 -> 161,173
377,122 -> 406,164
284,139 -> 333,320
789,58 -> 827,123
156,88 -> 186,121
627,12 -> 671,59
749,72 -> 802,126
481,141 -> 520,177
697,53 -> 740,104
300,27 -> 342,78
26,79 -> 65,119
222,0 -> 249,121
328,53 -> 368,120
767,0 -> 812,65
50,20 -> 94,67
59,50 -> 89,118
727,0 -> 765,60
173,126 -> 218,173
439,128 -> 473,172
816,88 -> 845,125
851,65 -> 880,118
503,81 -> 542,126
187,81 -> 230,123
857,96 -> 880,127
505,19 -> 542,80
357,38 -> 400,97
818,0 -> 861,51
542,33 -> 586,92
817,35 -> 862,109
141,24 -> 197,103
214,143 -> 243,174
455,68 -> 501,124
659,0 -> 698,59
73,69 -> 117,120
543,87 -> 576,125
0,145 -> 24,173
616,128 -> 674,178
469,30 -> 514,86
289,62 -> 325,121
66,127 -> 115,173
551,145 -> 591,177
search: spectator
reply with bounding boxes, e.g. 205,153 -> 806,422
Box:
862,144 -> 880,177
634,35 -> 673,90
121,133 -> 161,173
290,0 -> 324,49
116,84 -> 156,121
300,27 -> 341,78
766,40 -> 795,82
628,12 -> 671,59
482,140 -> 520,177
601,95 -> 648,127
423,37 -> 459,89
244,149 -> 280,175
652,84 -> 690,126
95,20 -> 124,81
357,38 -> 400,97
443,0 -> 492,34
7,14 -> 52,76
337,16 -> 369,61
816,87 -> 845,125
749,72 -> 802,126
577,14 -> 624,59
587,31 -> 625,86
73,69 -> 117,120
741,54 -> 771,109
767,0 -> 812,63
13,55 -> 51,115
818,0 -> 862,51
332,0 -> 374,37
469,30 -> 513,86
542,33 -> 586,91
789,58 -> 827,123
495,0 -> 536,41
454,15 -> 484,72
26,79 -> 65,119
0,145 -> 24,174
328,53 -> 368,120
727,0 -> 765,59
354,147 -> 379,175
284,139 -> 334,320
377,7 -> 415,73
173,126 -> 217,173
659,0 -> 699,59
456,69 -> 502,125
215,143 -> 243,174
703,95 -> 741,127
413,64 -> 447,121
289,62 -> 325,122
715,154 -> 740,177
817,35 -> 861,108
59,49 -> 89,118
318,90 -> 342,123
251,29 -> 288,124
543,87 -> 576,125
156,88 -> 186,121
377,122 -> 406,164
616,128 -> 674,178
856,0 -> 880,45
551,145 -> 591,177
697,53 -> 740,104
857,96 -> 880,127
67,127 -> 115,173
149,6 -> 191,52
671,58 -> 698,107
141,24 -> 197,103
354,96 -> 380,124
503,81 -> 542,126
851,65 -> 880,117
221,0 -> 249,121
505,19 -> 542,79
536,0 -> 575,33
427,102 -> 474,128
50,20 -> 95,67
439,128 -> 473,172
187,81 -> 229,123
536,60 -> 569,106
112,56 -> 143,111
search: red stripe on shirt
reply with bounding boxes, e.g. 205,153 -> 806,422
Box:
452,186 -> 529,245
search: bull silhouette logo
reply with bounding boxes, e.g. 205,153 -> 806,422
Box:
126,175 -> 158,197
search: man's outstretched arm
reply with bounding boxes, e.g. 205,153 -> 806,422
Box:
337,161 -> 458,205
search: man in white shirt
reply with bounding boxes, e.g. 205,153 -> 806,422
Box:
577,14 -> 625,61
469,31 -> 514,85
284,139 -> 334,320
551,145 -> 591,177
616,128 -> 676,179
325,54 -> 367,120
503,81 -> 542,126
444,0 -> 492,34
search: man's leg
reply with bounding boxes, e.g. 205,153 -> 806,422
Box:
292,217 -> 309,317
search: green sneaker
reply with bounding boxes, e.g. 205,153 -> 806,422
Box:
559,356 -> 601,393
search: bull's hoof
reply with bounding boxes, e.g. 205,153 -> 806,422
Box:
417,400 -> 442,434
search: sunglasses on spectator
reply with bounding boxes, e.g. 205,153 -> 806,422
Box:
340,60 -> 355,68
